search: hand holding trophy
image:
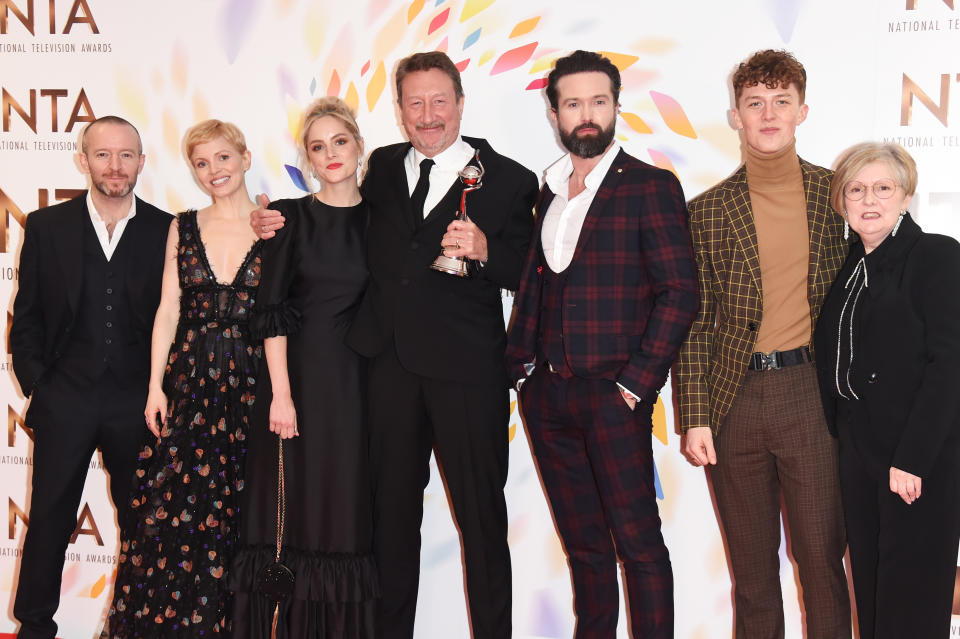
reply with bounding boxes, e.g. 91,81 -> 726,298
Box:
430,151 -> 485,277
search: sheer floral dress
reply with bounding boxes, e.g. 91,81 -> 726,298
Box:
107,210 -> 263,637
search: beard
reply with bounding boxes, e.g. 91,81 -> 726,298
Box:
559,120 -> 615,159
408,120 -> 452,156
92,173 -> 137,199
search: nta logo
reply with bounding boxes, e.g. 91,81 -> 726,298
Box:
0,0 -> 98,35
2,87 -> 95,133
901,73 -> 959,126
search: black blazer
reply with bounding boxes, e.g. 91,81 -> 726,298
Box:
814,214 -> 960,479
10,193 -> 171,399
347,136 -> 538,385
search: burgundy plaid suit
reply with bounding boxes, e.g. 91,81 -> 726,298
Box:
506,149 -> 698,637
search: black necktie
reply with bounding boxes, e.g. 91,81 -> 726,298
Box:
409,158 -> 435,229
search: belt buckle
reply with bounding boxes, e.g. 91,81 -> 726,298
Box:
757,351 -> 780,371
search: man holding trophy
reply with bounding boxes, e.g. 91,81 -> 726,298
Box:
347,52 -> 538,639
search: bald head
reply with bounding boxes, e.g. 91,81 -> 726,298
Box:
81,115 -> 142,155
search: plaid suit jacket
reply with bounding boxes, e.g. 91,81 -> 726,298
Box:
506,150 -> 698,403
675,158 -> 846,434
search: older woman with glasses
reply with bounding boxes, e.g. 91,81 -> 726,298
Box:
813,141 -> 960,639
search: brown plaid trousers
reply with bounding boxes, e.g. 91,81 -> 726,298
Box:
675,159 -> 847,434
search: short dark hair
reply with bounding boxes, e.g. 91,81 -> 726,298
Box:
732,49 -> 807,104
80,115 -> 142,154
395,51 -> 464,102
546,50 -> 621,111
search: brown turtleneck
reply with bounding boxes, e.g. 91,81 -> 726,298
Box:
746,139 -> 811,354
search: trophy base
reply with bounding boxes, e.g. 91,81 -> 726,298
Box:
430,254 -> 471,277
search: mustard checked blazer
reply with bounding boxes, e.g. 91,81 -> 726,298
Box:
675,159 -> 847,434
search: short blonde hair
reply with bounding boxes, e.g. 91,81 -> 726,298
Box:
183,119 -> 248,161
831,142 -> 918,213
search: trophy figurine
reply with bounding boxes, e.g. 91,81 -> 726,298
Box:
430,151 -> 485,277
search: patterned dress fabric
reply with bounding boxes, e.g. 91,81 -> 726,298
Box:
107,210 -> 263,637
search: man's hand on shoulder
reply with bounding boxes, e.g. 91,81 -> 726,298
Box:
250,193 -> 285,240
683,426 -> 717,466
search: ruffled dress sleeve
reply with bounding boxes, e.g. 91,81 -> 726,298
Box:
251,199 -> 302,339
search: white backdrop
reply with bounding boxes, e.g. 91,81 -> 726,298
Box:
1,0 -> 959,637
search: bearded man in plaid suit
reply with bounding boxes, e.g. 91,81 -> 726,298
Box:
676,50 -> 851,638
506,50 -> 698,638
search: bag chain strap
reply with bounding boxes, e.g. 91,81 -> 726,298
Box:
275,438 -> 285,562
270,438 -> 286,636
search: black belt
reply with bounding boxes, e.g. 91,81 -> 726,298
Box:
748,346 -> 811,371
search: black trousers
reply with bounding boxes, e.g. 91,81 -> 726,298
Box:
839,422 -> 960,639
368,343 -> 511,639
14,369 -> 146,639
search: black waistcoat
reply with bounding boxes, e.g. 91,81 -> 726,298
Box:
57,214 -> 149,388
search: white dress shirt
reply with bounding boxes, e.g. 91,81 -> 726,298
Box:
521,142 -> 637,403
540,142 -> 621,272
404,137 -> 476,218
86,192 -> 137,261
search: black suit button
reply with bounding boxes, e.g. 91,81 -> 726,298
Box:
748,321 -> 758,331
106,271 -> 114,278
400,278 -> 409,286
105,322 -> 113,328
105,338 -> 112,345
106,288 -> 113,294
410,241 -> 419,250
868,372 -> 878,383
105,305 -> 113,311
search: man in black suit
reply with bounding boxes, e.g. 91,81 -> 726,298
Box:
354,52 -> 537,639
10,116 -> 171,639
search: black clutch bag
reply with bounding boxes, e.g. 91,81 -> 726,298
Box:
259,438 -> 295,605
258,561 -> 295,601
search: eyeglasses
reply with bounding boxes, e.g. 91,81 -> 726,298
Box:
843,178 -> 899,201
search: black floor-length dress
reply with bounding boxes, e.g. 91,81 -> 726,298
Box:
107,210 -> 263,637
230,196 -> 378,638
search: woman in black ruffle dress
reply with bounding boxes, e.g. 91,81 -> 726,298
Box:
107,120 -> 263,637
230,97 -> 378,638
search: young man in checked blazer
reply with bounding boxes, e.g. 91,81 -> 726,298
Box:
676,50 -> 851,638
507,50 -> 698,638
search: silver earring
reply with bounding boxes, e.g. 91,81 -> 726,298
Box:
891,211 -> 906,237
843,211 -> 849,241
